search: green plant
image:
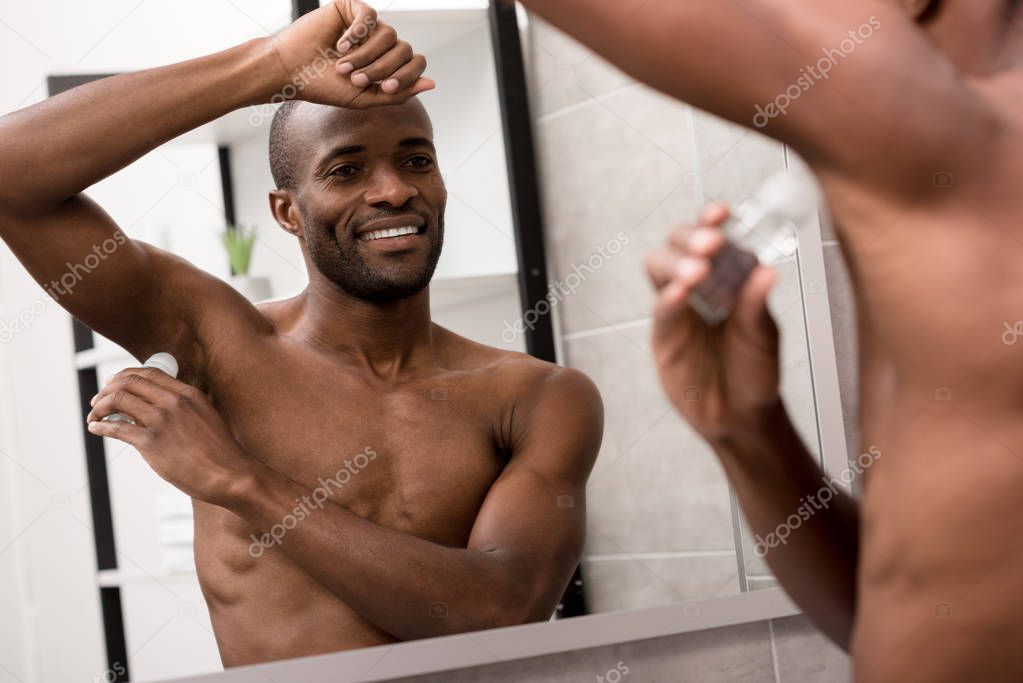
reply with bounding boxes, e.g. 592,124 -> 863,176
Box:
222,224 -> 258,276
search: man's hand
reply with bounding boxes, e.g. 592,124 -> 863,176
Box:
645,204 -> 781,443
86,367 -> 255,507
265,0 -> 434,109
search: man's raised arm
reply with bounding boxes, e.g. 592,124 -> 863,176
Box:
0,0 -> 431,367
514,0 -> 997,188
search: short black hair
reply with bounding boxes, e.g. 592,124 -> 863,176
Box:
269,100 -> 303,191
268,99 -> 436,191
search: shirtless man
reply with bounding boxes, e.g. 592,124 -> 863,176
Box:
514,0 -> 1023,680
0,0 -> 602,666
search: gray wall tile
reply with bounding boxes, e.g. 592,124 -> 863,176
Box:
691,109 -> 786,206
582,556 -> 741,613
771,615 -> 852,682
536,85 -> 702,334
525,16 -> 636,118
564,325 -> 735,556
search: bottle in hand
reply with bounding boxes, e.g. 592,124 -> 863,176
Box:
688,168 -> 822,324
102,352 -> 179,425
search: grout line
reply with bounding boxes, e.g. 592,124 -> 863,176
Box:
585,550 -> 736,562
768,619 -> 783,683
535,81 -> 642,124
561,317 -> 652,342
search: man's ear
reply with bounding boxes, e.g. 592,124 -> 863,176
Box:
902,0 -> 942,22
269,190 -> 304,238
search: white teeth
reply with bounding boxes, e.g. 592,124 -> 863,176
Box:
360,226 -> 420,241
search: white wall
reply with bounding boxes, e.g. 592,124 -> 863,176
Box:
0,2 -> 291,681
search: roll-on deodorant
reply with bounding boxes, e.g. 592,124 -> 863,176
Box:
688,165 -> 822,324
103,352 -> 179,425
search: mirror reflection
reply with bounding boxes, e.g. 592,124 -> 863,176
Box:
0,1 -> 834,681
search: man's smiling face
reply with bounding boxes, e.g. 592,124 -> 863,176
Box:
282,99 -> 446,303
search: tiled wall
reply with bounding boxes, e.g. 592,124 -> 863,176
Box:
526,15 -> 827,610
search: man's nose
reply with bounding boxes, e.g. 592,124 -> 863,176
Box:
364,168 -> 419,207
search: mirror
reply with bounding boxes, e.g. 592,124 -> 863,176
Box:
0,2 -> 841,682
528,17 -> 828,608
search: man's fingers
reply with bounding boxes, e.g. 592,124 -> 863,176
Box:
90,368 -> 180,407
87,417 -> 148,449
699,203 -> 730,225
731,265 -> 779,344
353,44 -> 420,91
651,274 -> 703,355
337,23 -> 398,78
352,77 -> 436,107
667,225 -> 726,258
376,53 -> 428,94
336,0 -> 378,52
88,388 -> 160,427
646,247 -> 710,291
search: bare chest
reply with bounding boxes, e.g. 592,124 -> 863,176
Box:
208,355 -> 509,545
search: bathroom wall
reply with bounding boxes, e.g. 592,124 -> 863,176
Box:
524,14 -> 833,610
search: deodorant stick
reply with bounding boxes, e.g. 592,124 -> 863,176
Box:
103,352 -> 179,425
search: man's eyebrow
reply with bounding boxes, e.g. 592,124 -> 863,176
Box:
318,144 -> 365,165
398,137 -> 435,151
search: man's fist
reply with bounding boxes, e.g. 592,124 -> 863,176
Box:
645,204 -> 782,443
264,0 -> 434,110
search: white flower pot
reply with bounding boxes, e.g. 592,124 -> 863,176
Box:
230,275 -> 273,303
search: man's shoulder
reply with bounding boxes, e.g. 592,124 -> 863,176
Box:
435,325 -> 598,400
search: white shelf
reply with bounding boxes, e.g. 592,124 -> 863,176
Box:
74,344 -> 135,370
97,568 -> 198,588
